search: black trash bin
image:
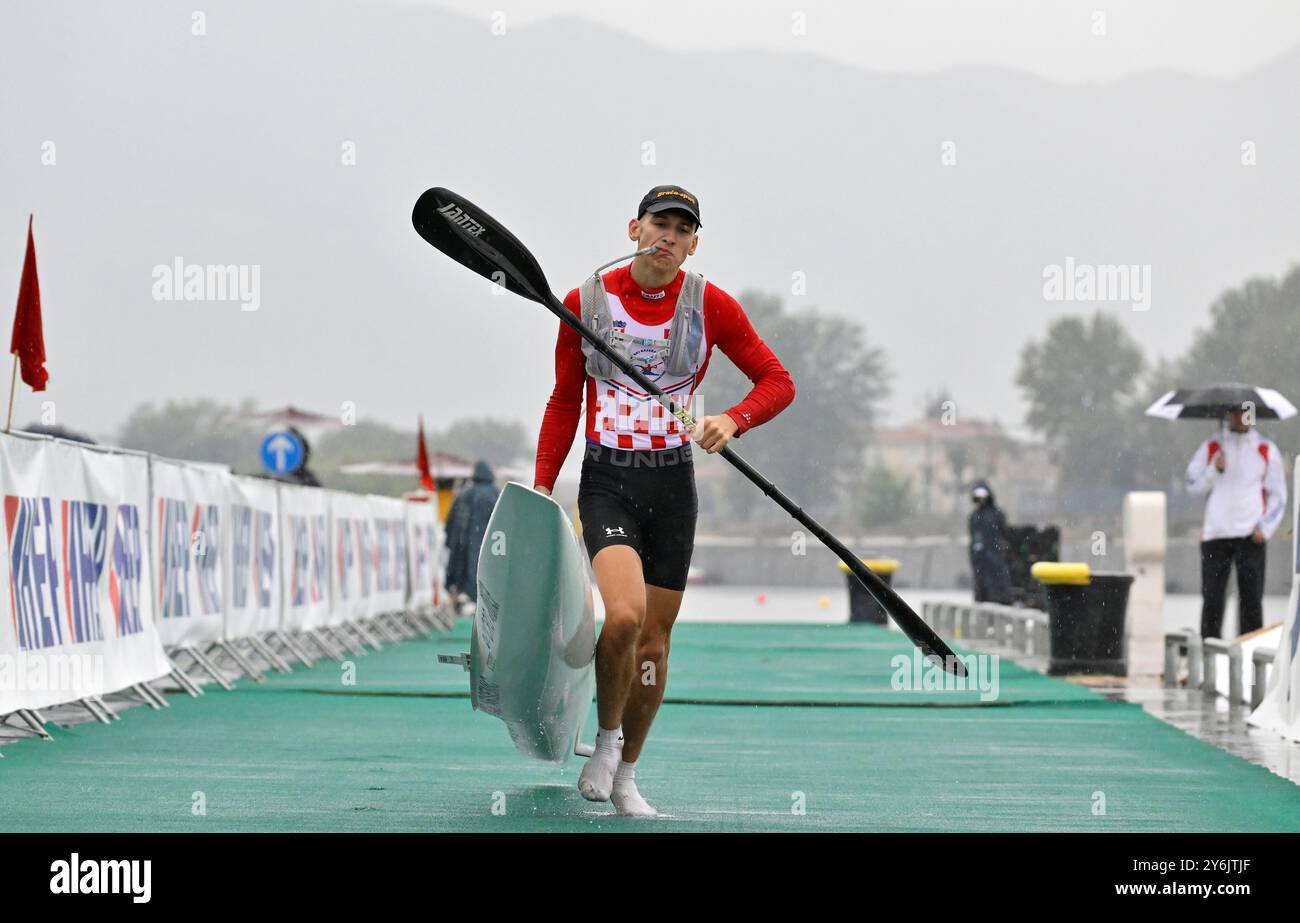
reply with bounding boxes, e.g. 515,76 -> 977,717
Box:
839,559 -> 898,624
1006,524 -> 1060,610
1041,571 -> 1134,675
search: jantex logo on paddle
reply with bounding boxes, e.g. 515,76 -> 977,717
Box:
437,202 -> 487,238
49,854 -> 151,903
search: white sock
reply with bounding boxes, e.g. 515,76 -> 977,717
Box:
578,727 -> 622,802
595,726 -> 624,753
611,760 -> 658,818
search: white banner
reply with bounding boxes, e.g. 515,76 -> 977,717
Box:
150,459 -> 230,648
329,490 -> 373,623
0,435 -> 170,712
369,495 -> 408,615
0,431 -> 451,714
279,483 -> 331,631
405,498 -> 441,611
225,475 -> 281,639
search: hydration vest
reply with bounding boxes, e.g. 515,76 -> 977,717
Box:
578,271 -> 706,380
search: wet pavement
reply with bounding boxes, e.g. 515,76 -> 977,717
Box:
959,636 -> 1300,787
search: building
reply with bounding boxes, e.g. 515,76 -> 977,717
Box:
864,417 -> 1058,521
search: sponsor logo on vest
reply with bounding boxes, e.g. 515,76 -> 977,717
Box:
436,202 -> 487,238
630,344 -> 666,379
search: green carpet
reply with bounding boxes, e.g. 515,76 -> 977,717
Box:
1,620 -> 1297,831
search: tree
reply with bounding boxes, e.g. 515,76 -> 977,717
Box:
943,441 -> 972,513
1015,312 -> 1145,489
700,290 -> 891,529
924,388 -> 956,419
860,463 -> 914,528
315,420 -> 416,467
115,398 -> 533,496
314,416 -> 530,493
1127,264 -> 1300,517
1172,264 -> 1300,404
117,397 -> 263,468
437,418 -> 529,468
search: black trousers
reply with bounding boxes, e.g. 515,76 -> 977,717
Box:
1200,537 -> 1267,639
972,554 -> 1012,605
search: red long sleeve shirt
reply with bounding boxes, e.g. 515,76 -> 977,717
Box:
533,265 -> 794,492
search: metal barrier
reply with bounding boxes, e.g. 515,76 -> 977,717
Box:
1251,648 -> 1274,710
1163,629 -> 1274,707
921,601 -> 1050,657
922,606 -> 1281,711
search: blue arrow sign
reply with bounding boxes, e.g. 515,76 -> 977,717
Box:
260,429 -> 305,475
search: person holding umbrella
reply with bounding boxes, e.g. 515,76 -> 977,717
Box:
1149,384 -> 1292,638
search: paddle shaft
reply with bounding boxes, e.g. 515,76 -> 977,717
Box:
539,280 -> 961,671
411,186 -> 962,672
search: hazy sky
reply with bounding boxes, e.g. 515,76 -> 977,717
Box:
424,0 -> 1300,84
1,0 -> 1297,468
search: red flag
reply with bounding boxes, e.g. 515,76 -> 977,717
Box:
11,216 -> 48,391
416,415 -> 434,491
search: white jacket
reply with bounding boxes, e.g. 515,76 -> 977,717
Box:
1185,427 -> 1288,541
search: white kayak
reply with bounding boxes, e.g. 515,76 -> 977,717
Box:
453,481 -> 596,762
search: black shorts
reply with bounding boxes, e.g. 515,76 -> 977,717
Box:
577,441 -> 697,591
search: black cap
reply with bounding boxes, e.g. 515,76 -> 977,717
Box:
637,185 -> 701,228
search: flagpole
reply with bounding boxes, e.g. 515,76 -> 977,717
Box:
4,353 -> 16,433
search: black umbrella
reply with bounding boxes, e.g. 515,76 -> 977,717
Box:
1145,383 -> 1296,421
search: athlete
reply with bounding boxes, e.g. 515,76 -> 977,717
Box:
533,185 -> 795,816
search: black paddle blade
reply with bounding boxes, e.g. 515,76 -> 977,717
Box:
840,557 -> 966,676
411,187 -> 553,304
